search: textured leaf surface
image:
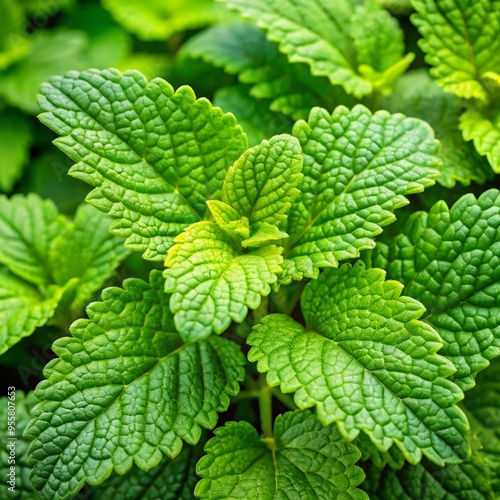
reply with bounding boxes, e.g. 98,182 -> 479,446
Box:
93,444 -> 202,500
222,135 -> 303,229
249,262 -> 468,465
183,22 -> 349,120
50,203 -> 129,309
26,271 -> 245,500
384,70 -> 493,187
0,194 -> 65,285
221,0 -> 410,97
411,0 -> 500,100
38,68 -> 247,260
102,0 -> 218,41
0,271 -> 62,355
213,85 -> 291,146
196,410 -> 367,499
0,110 -> 32,193
0,392 -> 41,499
164,222 -> 282,342
374,190 -> 500,390
285,105 -> 439,277
362,450 -> 494,500
463,359 -> 500,492
460,108 -> 500,172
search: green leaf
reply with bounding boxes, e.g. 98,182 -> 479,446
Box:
0,29 -> 90,114
221,0 -> 412,97
23,0 -> 74,15
0,109 -> 32,193
206,199 -> 250,239
182,21 -> 352,120
374,189 -> 500,391
26,271 -> 245,500
213,85 -> 292,146
0,391 -> 42,499
383,69 -> 493,187
463,359 -> 500,492
164,222 -> 282,342
93,444 -> 203,499
195,410 -> 367,499
0,194 -> 65,285
222,135 -> 303,229
248,262 -> 468,465
49,203 -> 129,310
362,449 -> 494,499
0,270 -> 63,355
460,108 -> 500,173
242,223 -> 288,248
0,0 -> 28,70
285,105 -> 439,278
411,0 -> 500,100
102,0 -> 220,41
38,68 -> 247,261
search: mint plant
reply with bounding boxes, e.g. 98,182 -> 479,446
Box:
0,0 -> 499,499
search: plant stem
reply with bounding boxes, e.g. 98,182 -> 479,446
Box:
258,375 -> 273,437
254,295 -> 268,325
271,387 -> 297,410
361,248 -> 373,269
272,280 -> 307,315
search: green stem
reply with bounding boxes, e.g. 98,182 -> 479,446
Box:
361,248 -> 373,269
272,280 -> 307,315
258,375 -> 273,437
254,295 -> 269,325
271,387 -> 297,410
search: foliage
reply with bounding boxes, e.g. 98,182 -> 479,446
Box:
0,0 -> 499,499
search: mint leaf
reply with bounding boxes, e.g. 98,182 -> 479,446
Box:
248,262 -> 468,465
182,21 -> 350,120
165,222 -> 282,342
38,68 -> 247,260
206,200 -> 250,239
411,0 -> 500,100
93,444 -> 202,499
0,194 -> 65,285
0,391 -> 41,498
195,410 -> 367,499
221,0 -> 412,97
0,109 -> 32,193
463,359 -> 500,492
383,70 -> 493,187
50,204 -> 129,311
285,105 -> 439,277
0,270 -> 63,355
374,189 -> 500,390
460,108 -> 500,172
102,0 -> 220,41
213,85 -> 291,145
222,135 -> 303,230
26,271 -> 245,499
362,449 -> 494,499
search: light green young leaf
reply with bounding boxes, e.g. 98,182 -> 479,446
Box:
362,449 -> 494,500
383,70 -> 493,187
206,199 -> 250,239
213,85 -> 291,145
248,262 -> 468,465
195,410 -> 367,499
374,189 -> 500,391
0,270 -> 63,355
285,105 -> 439,278
241,223 -> 288,248
38,69 -> 247,260
460,108 -> 500,173
221,0 -> 411,97
222,135 -> 303,229
0,109 -> 32,193
411,0 -> 500,100
164,222 -> 282,342
0,29 -> 90,114
49,203 -> 129,310
0,391 -> 41,499
463,359 -> 500,492
93,444 -> 203,500
0,194 -> 65,285
26,271 -> 245,500
182,22 -> 351,120
102,0 -> 221,41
